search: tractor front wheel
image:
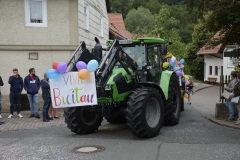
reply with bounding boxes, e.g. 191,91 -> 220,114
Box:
126,87 -> 164,138
64,106 -> 103,134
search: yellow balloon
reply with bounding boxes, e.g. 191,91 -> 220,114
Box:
184,98 -> 187,101
78,69 -> 90,80
163,62 -> 169,69
184,93 -> 188,98
234,66 -> 238,71
185,75 -> 189,81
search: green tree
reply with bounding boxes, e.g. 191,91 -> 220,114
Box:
125,7 -> 154,34
184,0 -> 240,44
149,6 -> 186,59
184,14 -> 214,80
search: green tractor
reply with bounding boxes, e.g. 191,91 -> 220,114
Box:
64,37 -> 184,138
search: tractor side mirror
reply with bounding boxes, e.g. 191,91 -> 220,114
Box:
160,44 -> 167,55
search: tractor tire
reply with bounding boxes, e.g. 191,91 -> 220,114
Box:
164,75 -> 181,125
126,87 -> 164,138
105,115 -> 127,124
64,106 -> 103,134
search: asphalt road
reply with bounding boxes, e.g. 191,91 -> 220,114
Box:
0,103 -> 240,160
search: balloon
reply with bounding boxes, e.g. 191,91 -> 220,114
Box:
57,62 -> 67,74
184,98 -> 187,101
174,66 -> 181,71
163,62 -> 169,69
169,60 -> 175,67
76,61 -> 87,70
78,69 -> 90,80
184,93 -> 188,98
180,64 -> 184,69
46,69 -> 60,79
52,62 -> 60,70
179,59 -> 185,64
185,80 -> 190,85
176,70 -> 183,76
181,78 -> 185,83
185,76 -> 189,81
87,60 -> 99,72
175,60 -> 179,66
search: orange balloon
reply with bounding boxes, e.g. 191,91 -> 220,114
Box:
175,60 -> 178,66
78,69 -> 90,80
52,62 -> 60,70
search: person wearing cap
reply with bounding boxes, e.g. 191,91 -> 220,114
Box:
224,71 -> 238,121
166,52 -> 176,63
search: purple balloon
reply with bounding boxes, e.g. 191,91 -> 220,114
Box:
57,62 -> 67,73
185,80 -> 190,85
76,61 -> 87,70
176,70 -> 183,77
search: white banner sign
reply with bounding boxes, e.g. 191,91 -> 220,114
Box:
49,72 -> 97,108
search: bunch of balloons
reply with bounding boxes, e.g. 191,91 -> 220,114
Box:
46,62 -> 68,79
181,75 -> 190,85
46,59 -> 99,80
77,60 -> 98,80
168,58 -> 185,77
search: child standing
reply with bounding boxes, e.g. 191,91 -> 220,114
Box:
186,80 -> 194,105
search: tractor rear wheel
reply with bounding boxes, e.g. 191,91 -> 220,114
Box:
164,75 -> 181,125
126,87 -> 164,138
64,106 -> 103,134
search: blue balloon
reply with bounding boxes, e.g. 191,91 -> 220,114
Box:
87,60 -> 99,72
46,69 -> 60,79
174,66 -> 180,71
181,77 -> 185,83
179,59 -> 185,64
169,60 -> 175,67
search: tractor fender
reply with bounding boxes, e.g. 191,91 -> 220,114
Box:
135,82 -> 166,101
159,71 -> 175,100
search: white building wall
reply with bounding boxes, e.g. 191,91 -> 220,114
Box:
78,0 -> 109,49
223,57 -> 234,76
204,55 -> 223,82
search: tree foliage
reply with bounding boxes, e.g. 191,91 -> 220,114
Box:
125,7 -> 154,34
184,14 -> 215,80
184,0 -> 240,44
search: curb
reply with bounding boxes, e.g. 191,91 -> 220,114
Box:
207,117 -> 240,130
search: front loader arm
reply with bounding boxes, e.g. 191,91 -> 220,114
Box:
95,39 -> 138,91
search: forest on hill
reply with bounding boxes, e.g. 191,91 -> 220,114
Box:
109,0 -> 240,80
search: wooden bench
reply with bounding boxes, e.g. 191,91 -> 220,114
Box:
208,77 -> 217,84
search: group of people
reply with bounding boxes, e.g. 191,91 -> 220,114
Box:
0,68 -> 59,125
224,71 -> 240,124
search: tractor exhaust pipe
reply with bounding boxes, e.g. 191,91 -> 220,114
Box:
93,37 -> 102,60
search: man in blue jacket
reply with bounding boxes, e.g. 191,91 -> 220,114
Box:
8,68 -> 23,118
24,68 -> 41,118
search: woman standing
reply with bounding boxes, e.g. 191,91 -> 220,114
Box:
186,80 -> 194,105
224,71 -> 238,121
231,72 -> 240,125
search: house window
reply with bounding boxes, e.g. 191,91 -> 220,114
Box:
209,66 -> 212,75
24,0 -> 47,27
215,66 -> 218,75
84,3 -> 89,30
100,16 -> 104,37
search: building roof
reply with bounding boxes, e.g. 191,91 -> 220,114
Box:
197,32 -> 224,55
109,23 -> 132,39
108,13 -> 126,29
108,13 -> 132,39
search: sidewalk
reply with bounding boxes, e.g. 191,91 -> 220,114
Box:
192,83 -> 240,129
1,83 -> 239,132
0,111 -> 65,132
